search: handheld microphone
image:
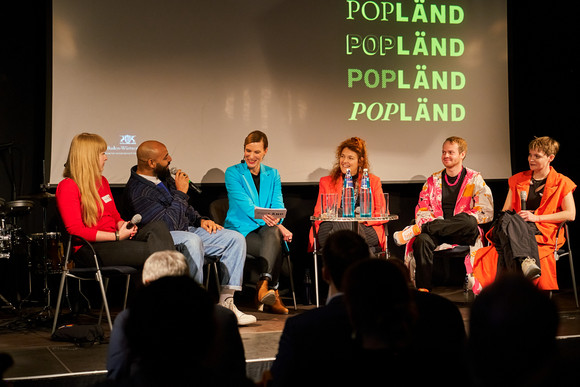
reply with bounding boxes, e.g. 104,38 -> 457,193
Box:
127,214 -> 142,229
169,167 -> 202,194
520,191 -> 527,211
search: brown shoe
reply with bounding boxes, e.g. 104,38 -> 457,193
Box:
264,290 -> 289,315
256,280 -> 276,308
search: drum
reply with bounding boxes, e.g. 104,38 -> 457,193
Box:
31,232 -> 64,272
6,200 -> 34,217
0,220 -> 11,259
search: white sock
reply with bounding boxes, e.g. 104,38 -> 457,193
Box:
219,288 -> 235,304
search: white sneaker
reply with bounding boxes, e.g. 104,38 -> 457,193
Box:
521,257 -> 541,280
220,297 -> 257,326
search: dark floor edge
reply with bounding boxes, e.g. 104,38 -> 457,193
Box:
5,360 -> 275,385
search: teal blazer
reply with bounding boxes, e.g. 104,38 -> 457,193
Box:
224,162 -> 285,237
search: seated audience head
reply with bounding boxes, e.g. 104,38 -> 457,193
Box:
330,137 -> 369,182
469,273 -> 559,386
322,229 -> 370,291
126,276 -> 216,383
142,250 -> 189,284
344,258 -> 416,351
0,352 -> 14,383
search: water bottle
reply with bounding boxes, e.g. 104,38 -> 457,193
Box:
342,168 -> 355,217
360,168 -> 372,217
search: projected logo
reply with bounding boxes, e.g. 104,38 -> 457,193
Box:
107,134 -> 138,156
120,135 -> 136,145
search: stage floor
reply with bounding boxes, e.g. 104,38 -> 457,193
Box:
1,287 -> 580,386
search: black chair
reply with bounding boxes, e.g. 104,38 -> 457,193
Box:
209,198 -> 297,310
432,244 -> 472,287
51,234 -> 138,334
554,222 -> 578,308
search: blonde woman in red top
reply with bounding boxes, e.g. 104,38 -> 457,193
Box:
56,133 -> 174,268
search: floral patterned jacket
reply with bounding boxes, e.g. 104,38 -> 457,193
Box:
405,168 -> 494,280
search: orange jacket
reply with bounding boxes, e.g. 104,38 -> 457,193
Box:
308,174 -> 387,252
474,167 -> 576,290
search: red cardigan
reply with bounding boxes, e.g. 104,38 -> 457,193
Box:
56,176 -> 122,243
308,173 -> 387,251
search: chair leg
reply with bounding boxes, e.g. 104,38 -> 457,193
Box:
286,254 -> 297,310
98,277 -> 110,326
51,271 -> 68,335
123,275 -> 131,310
95,271 -> 113,331
313,252 -> 320,307
212,262 -> 220,295
566,237 -> 578,308
205,264 -> 211,290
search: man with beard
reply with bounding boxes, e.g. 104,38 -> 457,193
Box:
124,140 -> 256,326
393,136 -> 494,292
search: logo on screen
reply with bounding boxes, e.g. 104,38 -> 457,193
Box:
120,135 -> 136,145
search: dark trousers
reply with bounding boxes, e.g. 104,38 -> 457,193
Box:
317,221 -> 380,255
492,211 -> 540,273
74,220 -> 175,268
246,225 -> 283,285
413,213 -> 479,290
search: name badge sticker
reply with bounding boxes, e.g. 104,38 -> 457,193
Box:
102,194 -> 112,203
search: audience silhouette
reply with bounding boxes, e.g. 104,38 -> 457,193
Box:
468,273 -> 562,387
268,230 -> 370,387
104,251 -> 251,387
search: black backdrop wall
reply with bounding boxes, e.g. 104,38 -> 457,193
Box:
1,1 -> 578,299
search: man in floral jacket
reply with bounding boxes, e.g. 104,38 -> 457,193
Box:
394,136 -> 494,291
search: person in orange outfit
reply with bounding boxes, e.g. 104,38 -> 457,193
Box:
310,137 -> 387,256
473,136 -> 576,292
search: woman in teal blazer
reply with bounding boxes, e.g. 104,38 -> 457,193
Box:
224,131 -> 292,315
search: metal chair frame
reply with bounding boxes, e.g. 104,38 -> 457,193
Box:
554,221 -> 578,308
51,234 -> 137,334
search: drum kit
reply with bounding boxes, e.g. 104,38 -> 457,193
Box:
0,192 -> 63,313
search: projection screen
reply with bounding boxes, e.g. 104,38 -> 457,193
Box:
50,0 -> 510,185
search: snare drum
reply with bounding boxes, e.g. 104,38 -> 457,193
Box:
31,232 -> 64,272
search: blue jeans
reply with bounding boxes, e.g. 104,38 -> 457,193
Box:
171,227 -> 246,291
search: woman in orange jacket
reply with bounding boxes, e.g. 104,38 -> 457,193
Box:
310,137 -> 387,256
473,136 -> 576,292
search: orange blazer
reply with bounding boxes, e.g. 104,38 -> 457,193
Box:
308,174 -> 387,252
474,167 -> 576,290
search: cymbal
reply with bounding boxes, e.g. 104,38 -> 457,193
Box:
18,192 -> 56,200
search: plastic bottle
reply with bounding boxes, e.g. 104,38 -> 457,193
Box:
342,168 -> 355,217
360,168 -> 372,217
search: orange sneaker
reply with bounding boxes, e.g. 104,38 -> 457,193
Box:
393,224 -> 421,246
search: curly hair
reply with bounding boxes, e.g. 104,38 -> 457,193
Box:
329,137 -> 370,183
